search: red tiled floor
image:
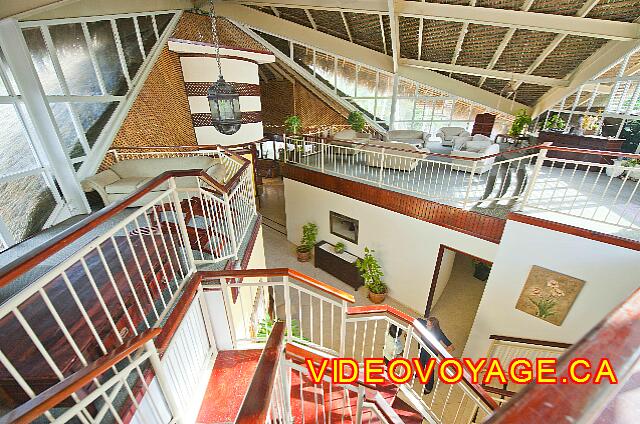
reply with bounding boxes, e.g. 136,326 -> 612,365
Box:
196,349 -> 262,424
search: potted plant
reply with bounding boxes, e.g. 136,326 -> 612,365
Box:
284,115 -> 302,135
581,113 -> 601,136
508,109 -> 532,137
473,260 -> 492,282
334,242 -> 346,254
622,158 -> 640,181
347,111 -> 367,137
296,222 -> 318,262
544,114 -> 566,132
356,247 -> 387,303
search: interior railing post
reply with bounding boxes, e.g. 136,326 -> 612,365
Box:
355,385 -> 366,424
283,276 -> 293,343
321,138 -> 325,173
222,192 -> 239,260
518,143 -> 550,211
145,340 -> 184,424
279,356 -> 293,423
283,134 -> 288,163
462,161 -> 478,209
339,300 -> 348,356
169,178 -> 196,270
220,278 -> 238,349
378,148 -> 386,187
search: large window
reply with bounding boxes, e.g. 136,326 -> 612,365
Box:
256,31 -> 514,135
540,46 -> 640,152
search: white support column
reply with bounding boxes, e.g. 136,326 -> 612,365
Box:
0,18 -> 90,215
389,73 -> 399,129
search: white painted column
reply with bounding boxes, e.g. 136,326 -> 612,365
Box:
0,19 -> 90,215
389,73 -> 399,130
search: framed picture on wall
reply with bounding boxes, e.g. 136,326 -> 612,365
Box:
329,211 -> 359,244
515,265 -> 585,326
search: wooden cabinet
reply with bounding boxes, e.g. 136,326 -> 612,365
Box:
538,131 -> 623,170
314,241 -> 364,290
472,113 -> 496,137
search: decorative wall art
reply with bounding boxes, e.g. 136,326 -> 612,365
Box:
515,265 -> 585,326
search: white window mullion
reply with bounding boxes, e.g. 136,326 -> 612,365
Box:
80,22 -> 107,95
151,15 -> 159,39
133,16 -> 147,60
110,19 -> 132,89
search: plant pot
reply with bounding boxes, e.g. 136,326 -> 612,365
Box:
296,247 -> 312,262
473,262 -> 491,282
368,291 -> 387,304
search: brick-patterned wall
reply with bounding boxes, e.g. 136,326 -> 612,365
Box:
260,80 -> 294,132
172,12 -> 266,52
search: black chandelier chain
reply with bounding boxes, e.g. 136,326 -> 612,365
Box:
209,0 -> 223,77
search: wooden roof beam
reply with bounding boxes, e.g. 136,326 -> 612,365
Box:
387,0 -> 399,73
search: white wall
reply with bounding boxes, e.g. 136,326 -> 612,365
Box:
283,179 -> 499,313
432,248 -> 456,308
464,219 -> 640,358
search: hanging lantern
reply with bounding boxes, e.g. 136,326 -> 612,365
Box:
208,75 -> 241,135
206,0 -> 242,135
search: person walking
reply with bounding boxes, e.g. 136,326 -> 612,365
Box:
383,324 -> 404,365
417,316 -> 455,395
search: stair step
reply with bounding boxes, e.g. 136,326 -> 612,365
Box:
196,349 -> 263,424
391,397 -> 424,424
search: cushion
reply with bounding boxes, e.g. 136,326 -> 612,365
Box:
386,130 -> 424,141
111,156 -> 219,178
105,177 -> 152,194
465,137 -> 493,153
333,129 -> 357,141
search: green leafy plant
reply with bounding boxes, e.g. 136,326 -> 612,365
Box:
544,114 -> 566,131
527,280 -> 566,319
622,158 -> 640,167
356,247 -> 386,294
284,115 -> 302,135
334,242 -> 346,254
347,111 -> 366,132
256,315 -> 307,340
297,222 -> 318,253
508,109 -> 532,137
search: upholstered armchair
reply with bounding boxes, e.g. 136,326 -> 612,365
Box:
451,135 -> 500,174
436,127 -> 471,147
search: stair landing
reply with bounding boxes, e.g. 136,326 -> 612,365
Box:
196,349 -> 262,424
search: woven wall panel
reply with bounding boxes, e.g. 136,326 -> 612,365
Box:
295,83 -> 349,130
586,0 -> 640,22
185,82 -> 260,97
475,0 -> 526,10
274,7 -> 314,28
102,46 -> 197,170
191,111 -> 263,127
420,20 -> 464,63
457,24 -> 510,69
515,84 -> 551,106
399,17 -> 420,60
481,78 -> 509,96
343,12 -> 386,54
309,10 -> 350,41
450,73 -> 482,86
260,80 -> 294,131
494,30 -> 557,74
533,35 -> 607,79
172,12 -> 266,51
529,0 -> 584,16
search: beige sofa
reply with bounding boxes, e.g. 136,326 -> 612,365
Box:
451,135 -> 500,174
327,129 -> 371,155
82,156 -> 227,206
362,141 -> 429,171
436,127 -> 471,147
384,130 -> 428,148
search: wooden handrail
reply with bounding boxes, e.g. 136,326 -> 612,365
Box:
199,268 -> 356,303
0,328 -> 161,424
544,144 -> 640,159
347,305 -> 415,325
235,321 -> 286,424
489,335 -> 571,349
486,287 -> 640,423
481,385 -> 517,398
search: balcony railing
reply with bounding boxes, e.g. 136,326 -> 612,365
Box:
281,136 -> 640,231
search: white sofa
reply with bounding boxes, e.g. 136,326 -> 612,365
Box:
82,156 -> 227,206
384,130 -> 428,148
436,127 -> 471,147
451,135 -> 500,174
327,129 -> 371,155
362,141 -> 429,171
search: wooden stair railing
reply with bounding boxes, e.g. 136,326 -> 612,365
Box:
235,321 -> 286,424
488,335 -> 571,350
0,145 -> 250,288
0,328 -> 161,424
486,287 -> 640,423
